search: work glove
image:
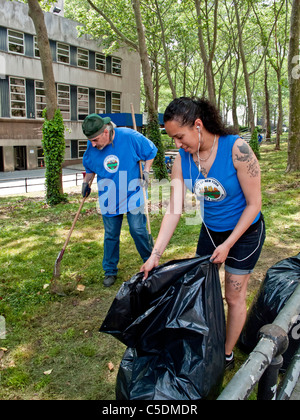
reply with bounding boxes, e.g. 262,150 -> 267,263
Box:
82,182 -> 91,198
141,170 -> 149,189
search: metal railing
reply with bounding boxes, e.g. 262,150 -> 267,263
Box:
0,172 -> 85,195
218,283 -> 300,400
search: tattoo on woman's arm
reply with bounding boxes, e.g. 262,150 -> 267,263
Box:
235,142 -> 259,177
247,159 -> 259,177
152,249 -> 162,258
235,143 -> 253,162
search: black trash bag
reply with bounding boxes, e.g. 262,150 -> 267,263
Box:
100,256 -> 226,400
238,253 -> 300,371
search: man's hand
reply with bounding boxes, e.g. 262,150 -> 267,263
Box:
81,182 -> 91,198
141,170 -> 150,189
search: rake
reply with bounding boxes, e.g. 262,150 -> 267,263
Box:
130,103 -> 154,249
52,173 -> 95,280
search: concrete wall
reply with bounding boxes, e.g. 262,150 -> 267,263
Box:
2,146 -> 14,171
0,1 -> 141,106
0,0 -> 141,172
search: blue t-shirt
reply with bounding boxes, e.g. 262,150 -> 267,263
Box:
83,127 -> 157,216
180,134 -> 260,231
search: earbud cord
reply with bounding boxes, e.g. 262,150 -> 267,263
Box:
203,219 -> 264,262
187,129 -> 202,190
197,130 -> 201,172
191,132 -> 263,262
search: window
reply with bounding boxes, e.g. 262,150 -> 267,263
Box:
111,92 -> 121,113
112,57 -> 122,76
95,90 -> 106,114
37,147 -> 44,168
35,81 -> 46,118
34,36 -> 40,58
95,53 -> 106,72
57,42 -> 70,64
79,140 -> 87,158
10,77 -> 26,117
57,84 -> 70,120
8,30 -> 24,55
77,87 -> 89,120
71,140 -> 87,159
77,48 -> 89,68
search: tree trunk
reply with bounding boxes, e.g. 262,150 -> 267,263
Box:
27,0 -> 64,199
154,0 -> 176,99
275,73 -> 283,150
132,0 -> 155,116
264,58 -> 272,143
287,0 -> 300,172
131,0 -> 168,180
231,55 -> 240,131
232,86 -> 239,132
87,0 -> 167,178
194,0 -> 217,105
233,0 -> 255,133
27,0 -> 57,120
154,58 -> 160,111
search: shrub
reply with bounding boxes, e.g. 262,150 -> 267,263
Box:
249,127 -> 261,160
146,115 -> 168,180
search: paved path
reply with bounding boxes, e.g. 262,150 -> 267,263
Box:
0,164 -> 85,179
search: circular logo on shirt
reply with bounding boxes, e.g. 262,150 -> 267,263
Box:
194,178 -> 226,202
104,155 -> 119,173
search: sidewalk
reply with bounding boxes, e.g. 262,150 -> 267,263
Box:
0,164 -> 85,180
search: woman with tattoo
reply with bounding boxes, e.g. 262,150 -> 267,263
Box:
141,97 -> 265,370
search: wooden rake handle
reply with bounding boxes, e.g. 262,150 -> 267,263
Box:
130,103 -> 151,235
61,173 -> 95,254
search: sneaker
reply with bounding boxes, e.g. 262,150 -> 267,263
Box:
225,352 -> 235,371
103,275 -> 117,287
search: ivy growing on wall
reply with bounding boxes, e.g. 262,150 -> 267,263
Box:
42,108 -> 67,205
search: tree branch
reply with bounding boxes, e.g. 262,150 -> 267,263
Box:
86,0 -> 139,51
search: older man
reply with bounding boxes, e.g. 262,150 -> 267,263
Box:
82,113 -> 157,287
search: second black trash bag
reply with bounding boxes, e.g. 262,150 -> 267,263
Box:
100,256 -> 226,400
238,253 -> 300,371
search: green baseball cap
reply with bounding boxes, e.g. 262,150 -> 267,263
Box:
82,114 -> 111,139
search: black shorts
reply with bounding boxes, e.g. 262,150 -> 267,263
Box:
196,214 -> 266,275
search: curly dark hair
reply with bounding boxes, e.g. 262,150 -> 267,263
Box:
163,97 -> 238,136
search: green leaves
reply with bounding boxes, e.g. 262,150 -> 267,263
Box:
42,109 -> 67,206
146,114 -> 168,180
249,127 -> 261,160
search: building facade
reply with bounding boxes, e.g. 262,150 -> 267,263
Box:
0,0 -> 141,172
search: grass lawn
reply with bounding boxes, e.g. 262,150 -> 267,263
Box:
0,141 -> 299,400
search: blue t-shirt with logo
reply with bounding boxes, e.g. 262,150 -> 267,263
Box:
180,134 -> 260,231
83,127 -> 157,216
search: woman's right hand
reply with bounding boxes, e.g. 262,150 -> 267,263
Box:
140,253 -> 161,280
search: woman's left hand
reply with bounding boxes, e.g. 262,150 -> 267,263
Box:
210,243 -> 231,264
